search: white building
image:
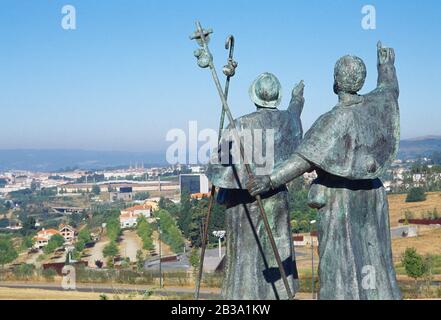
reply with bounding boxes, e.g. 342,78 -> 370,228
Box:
119,203 -> 152,228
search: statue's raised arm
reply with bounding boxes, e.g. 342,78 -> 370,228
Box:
287,80 -> 305,117
376,41 -> 399,98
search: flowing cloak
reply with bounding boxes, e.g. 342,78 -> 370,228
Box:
206,104 -> 302,300
295,83 -> 401,299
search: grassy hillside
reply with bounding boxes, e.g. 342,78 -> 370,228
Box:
388,192 -> 441,227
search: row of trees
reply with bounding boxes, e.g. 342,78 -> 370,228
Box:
103,215 -> 122,266
137,216 -> 154,251
156,209 -> 185,253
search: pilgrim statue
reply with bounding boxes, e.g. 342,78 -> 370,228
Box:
247,43 -> 402,300
207,73 -> 304,299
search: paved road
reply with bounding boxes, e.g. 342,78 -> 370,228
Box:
145,254 -> 191,271
85,238 -> 109,268
0,281 -> 220,299
119,230 -> 142,262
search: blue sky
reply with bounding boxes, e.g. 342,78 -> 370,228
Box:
0,0 -> 440,152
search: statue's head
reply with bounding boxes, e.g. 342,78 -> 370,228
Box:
333,55 -> 367,94
249,73 -> 282,108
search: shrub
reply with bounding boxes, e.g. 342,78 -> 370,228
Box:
42,268 -> 57,280
13,264 -> 35,279
404,210 -> 414,220
406,187 -> 427,203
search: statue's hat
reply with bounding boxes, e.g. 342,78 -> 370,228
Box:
249,73 -> 282,108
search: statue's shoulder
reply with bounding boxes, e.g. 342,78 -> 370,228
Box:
232,109 -> 286,128
308,106 -> 350,134
362,87 -> 398,103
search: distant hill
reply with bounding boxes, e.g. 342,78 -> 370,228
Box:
0,136 -> 440,172
0,149 -> 166,172
398,136 -> 441,159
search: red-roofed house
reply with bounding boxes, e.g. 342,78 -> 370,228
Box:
191,192 -> 211,200
119,203 -> 152,228
34,228 -> 61,249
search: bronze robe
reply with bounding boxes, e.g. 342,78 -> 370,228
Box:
296,60 -> 401,300
207,97 -> 303,300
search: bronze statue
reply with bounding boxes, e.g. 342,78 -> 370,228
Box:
207,73 -> 304,299
248,42 -> 402,300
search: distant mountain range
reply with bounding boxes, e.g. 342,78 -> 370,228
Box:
0,149 -> 166,172
0,136 -> 440,172
398,136 -> 441,159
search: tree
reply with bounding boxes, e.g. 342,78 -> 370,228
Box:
137,216 -> 154,251
103,241 -> 119,260
406,187 -> 427,203
22,235 -> 35,250
189,247 -> 200,271
158,197 -> 167,210
178,190 -> 192,237
157,209 -> 185,253
402,247 -> 427,292
78,228 -> 91,244
134,192 -> 150,201
288,178 -> 318,233
208,201 -> 226,243
43,234 -> 65,254
136,249 -> 145,271
0,238 -> 18,268
22,216 -> 36,233
106,217 -> 121,242
188,201 -> 205,247
91,185 -> 101,195
75,239 -> 85,253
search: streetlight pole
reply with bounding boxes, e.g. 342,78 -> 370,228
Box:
212,230 -> 226,259
310,220 -> 317,300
